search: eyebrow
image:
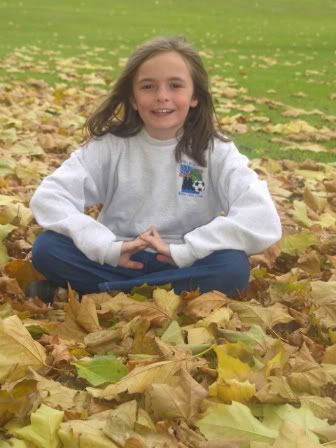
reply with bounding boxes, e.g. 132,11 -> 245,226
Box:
137,76 -> 186,83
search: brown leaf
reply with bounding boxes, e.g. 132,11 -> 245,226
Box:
84,327 -> 122,354
323,344 -> 336,363
147,368 -> 208,423
172,420 -> 207,446
255,376 -> 298,404
0,276 -> 24,297
324,180 -> 336,193
88,360 -> 180,400
183,290 -> 228,320
77,296 -> 101,333
118,301 -> 169,326
287,355 -> 334,395
199,441 -> 242,448
28,369 -> 91,415
50,339 -> 73,368
54,295 -> 87,342
97,292 -> 137,316
227,300 -> 293,330
297,250 -> 321,274
250,241 -> 282,270
0,378 -> 38,425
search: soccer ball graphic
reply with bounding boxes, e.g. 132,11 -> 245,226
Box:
192,180 -> 205,193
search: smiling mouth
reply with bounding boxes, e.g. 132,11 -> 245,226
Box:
151,109 -> 175,114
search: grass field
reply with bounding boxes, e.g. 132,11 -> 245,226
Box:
1,0 -> 335,162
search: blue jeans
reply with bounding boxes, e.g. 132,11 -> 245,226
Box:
31,231 -> 250,297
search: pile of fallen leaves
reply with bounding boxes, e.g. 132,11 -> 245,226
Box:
1,47 -> 336,447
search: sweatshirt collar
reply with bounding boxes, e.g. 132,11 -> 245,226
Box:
140,128 -> 179,147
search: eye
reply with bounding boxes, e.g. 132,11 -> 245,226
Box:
171,83 -> 183,89
141,84 -> 154,90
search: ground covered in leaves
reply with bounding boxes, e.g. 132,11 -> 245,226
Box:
0,46 -> 336,448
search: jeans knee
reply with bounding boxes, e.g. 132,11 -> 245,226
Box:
207,250 -> 250,296
31,231 -> 55,271
188,250 -> 250,296
226,251 -> 250,293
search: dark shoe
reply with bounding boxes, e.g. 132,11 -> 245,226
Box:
25,280 -> 58,304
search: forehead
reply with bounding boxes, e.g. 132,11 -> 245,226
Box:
134,51 -> 192,81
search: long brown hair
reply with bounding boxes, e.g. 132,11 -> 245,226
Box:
85,36 -> 228,166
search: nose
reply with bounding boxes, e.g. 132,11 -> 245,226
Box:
156,86 -> 169,102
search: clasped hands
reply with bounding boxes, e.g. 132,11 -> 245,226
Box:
118,226 -> 175,269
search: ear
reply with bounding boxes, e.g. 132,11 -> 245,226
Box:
190,96 -> 198,108
130,96 -> 138,110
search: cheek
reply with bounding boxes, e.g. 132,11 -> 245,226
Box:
134,96 -> 151,112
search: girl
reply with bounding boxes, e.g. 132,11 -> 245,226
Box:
28,36 -> 281,303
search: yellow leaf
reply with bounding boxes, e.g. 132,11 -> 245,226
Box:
197,307 -> 232,328
0,223 -> 16,265
266,351 -> 283,376
0,315 -> 46,383
318,212 -> 336,229
219,341 -> 253,359
329,329 -> 336,344
186,326 -> 215,345
214,346 -> 251,381
290,201 -> 312,227
13,404 -> 63,448
266,120 -> 317,135
214,379 -> 256,403
5,259 -> 45,292
0,196 -> 32,226
208,345 -> 256,403
11,140 -> 45,156
304,187 -> 327,213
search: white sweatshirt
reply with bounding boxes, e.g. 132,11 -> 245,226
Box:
30,129 -> 282,268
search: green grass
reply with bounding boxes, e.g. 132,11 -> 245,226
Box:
1,0 -> 335,162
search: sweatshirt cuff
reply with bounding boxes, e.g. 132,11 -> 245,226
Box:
103,241 -> 123,267
170,243 -> 198,268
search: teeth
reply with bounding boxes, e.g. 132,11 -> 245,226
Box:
154,109 -> 172,113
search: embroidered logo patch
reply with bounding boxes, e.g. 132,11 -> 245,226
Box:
178,161 -> 205,197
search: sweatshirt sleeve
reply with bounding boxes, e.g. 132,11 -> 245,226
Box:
169,142 -> 282,268
30,138 -> 123,267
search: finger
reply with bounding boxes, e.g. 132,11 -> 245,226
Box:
151,227 -> 161,238
139,233 -> 150,241
140,233 -> 157,245
124,238 -> 147,252
133,239 -> 148,250
141,234 -> 160,251
140,233 -> 152,242
140,229 -> 153,239
143,226 -> 157,237
124,260 -> 144,270
156,254 -> 174,265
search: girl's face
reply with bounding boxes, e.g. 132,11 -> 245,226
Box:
131,51 -> 198,140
